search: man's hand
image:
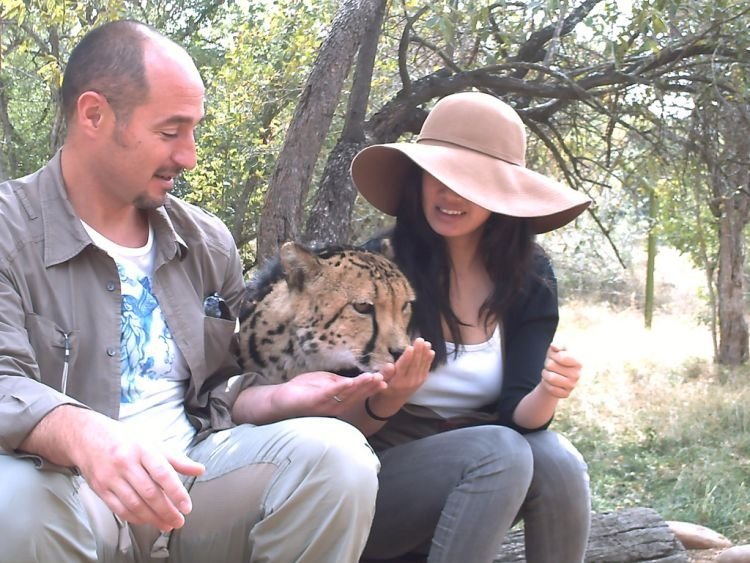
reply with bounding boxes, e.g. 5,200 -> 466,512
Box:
267,371 -> 388,417
231,338 -> 433,430
232,371 -> 388,425
20,405 -> 204,532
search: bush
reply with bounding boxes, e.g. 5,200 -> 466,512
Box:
554,303 -> 749,543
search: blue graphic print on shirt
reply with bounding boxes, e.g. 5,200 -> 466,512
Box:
118,263 -> 176,403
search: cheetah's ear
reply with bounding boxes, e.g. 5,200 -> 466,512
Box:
360,235 -> 395,260
279,241 -> 322,292
378,237 -> 395,261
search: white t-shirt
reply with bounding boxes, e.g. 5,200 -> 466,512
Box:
82,221 -> 196,453
409,324 -> 503,418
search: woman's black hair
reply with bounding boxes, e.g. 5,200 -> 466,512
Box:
387,166 -> 540,366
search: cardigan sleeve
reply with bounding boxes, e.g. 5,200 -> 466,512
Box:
494,252 -> 559,433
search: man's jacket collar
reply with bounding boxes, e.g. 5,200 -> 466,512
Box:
41,149 -> 188,268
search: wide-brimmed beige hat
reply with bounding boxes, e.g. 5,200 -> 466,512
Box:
350,92 -> 591,234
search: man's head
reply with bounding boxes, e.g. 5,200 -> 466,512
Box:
61,20 -> 151,125
61,20 -> 205,210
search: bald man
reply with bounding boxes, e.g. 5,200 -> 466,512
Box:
0,20 -> 380,562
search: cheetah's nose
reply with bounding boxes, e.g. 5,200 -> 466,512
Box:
389,348 -> 405,362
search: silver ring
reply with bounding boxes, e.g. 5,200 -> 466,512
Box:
332,395 -> 343,403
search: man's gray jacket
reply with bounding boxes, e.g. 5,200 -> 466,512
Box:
0,150 -> 252,455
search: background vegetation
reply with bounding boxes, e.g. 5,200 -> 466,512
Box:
2,0 -> 749,546
555,252 -> 749,543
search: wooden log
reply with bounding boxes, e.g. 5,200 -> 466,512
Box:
494,507 -> 689,563
361,507 -> 689,563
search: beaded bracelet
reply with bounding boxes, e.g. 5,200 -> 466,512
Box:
364,397 -> 391,421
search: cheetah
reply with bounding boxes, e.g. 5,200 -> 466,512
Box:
237,241 -> 415,384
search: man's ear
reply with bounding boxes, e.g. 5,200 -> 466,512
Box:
75,91 -> 111,135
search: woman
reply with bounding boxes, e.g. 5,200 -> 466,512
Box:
348,92 -> 593,563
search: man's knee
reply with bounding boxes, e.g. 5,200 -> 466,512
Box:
267,416 -> 376,458
285,417 -> 380,495
0,455 -> 78,535
0,455 -> 97,562
206,418 -> 380,508
173,419 -> 379,561
260,417 -> 380,511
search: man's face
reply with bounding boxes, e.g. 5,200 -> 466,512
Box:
100,45 -> 205,210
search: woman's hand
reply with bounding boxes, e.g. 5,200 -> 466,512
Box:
378,338 -> 434,401
539,343 -> 582,399
360,338 -> 434,425
512,343 -> 584,429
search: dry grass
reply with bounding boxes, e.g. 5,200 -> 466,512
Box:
553,301 -> 750,544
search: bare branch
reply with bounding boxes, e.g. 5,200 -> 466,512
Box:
409,36 -> 463,73
511,0 -> 604,73
397,5 -> 429,95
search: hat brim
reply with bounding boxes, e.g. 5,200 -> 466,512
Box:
351,141 -> 590,234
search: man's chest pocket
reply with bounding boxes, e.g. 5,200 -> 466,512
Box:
203,316 -> 237,371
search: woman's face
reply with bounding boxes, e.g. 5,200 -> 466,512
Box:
421,172 -> 492,241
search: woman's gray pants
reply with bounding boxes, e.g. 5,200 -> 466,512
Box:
363,427 -> 591,563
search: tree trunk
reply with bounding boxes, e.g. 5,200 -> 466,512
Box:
47,25 -> 65,156
257,0 -> 382,264
644,189 -> 657,329
303,141 -> 365,245
712,103 -> 750,365
688,179 -> 719,361
303,0 -> 387,245
48,92 -> 65,155
0,78 -> 19,180
717,195 -> 749,364
690,98 -> 750,365
0,153 -> 7,183
303,0 -> 600,246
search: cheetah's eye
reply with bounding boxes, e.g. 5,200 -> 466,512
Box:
353,301 -> 375,315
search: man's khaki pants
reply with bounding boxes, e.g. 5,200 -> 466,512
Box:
0,417 -> 380,563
